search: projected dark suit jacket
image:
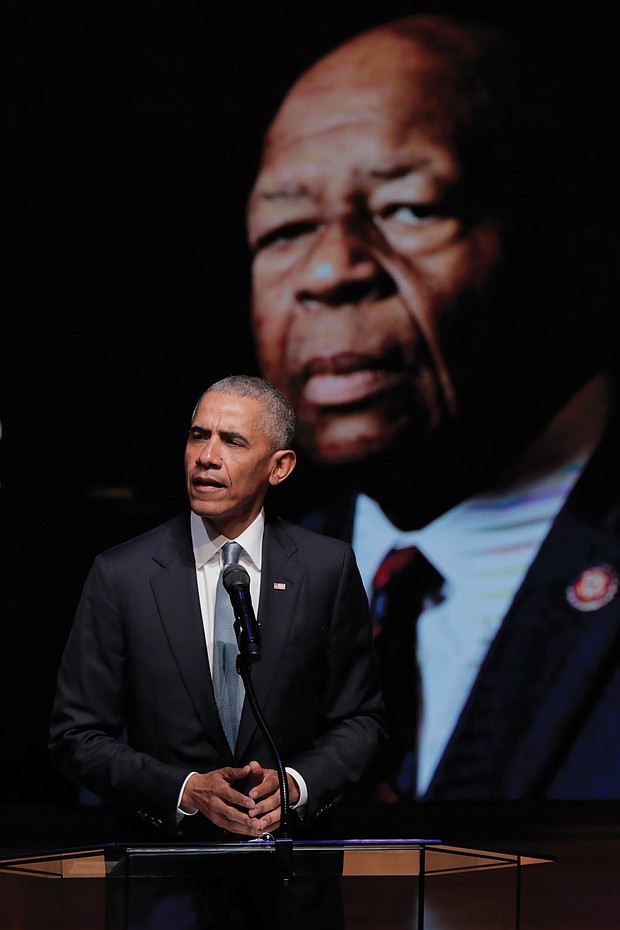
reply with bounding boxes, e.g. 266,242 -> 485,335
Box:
49,513 -> 386,835
302,422 -> 620,800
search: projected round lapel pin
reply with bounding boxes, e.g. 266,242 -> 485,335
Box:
566,564 -> 618,612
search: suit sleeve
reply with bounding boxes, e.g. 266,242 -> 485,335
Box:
48,553 -> 191,833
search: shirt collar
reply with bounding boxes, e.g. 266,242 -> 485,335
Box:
190,509 -> 264,571
354,379 -> 605,587
355,443 -> 591,588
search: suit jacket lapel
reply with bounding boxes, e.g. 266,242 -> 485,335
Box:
235,518 -> 304,757
149,513 -> 230,754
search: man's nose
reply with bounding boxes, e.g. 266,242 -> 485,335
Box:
196,438 -> 221,466
296,219 -> 393,307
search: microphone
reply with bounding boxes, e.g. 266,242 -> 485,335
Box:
223,562 -> 290,843
222,563 -> 261,662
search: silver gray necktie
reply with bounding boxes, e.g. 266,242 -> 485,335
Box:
213,540 -> 244,752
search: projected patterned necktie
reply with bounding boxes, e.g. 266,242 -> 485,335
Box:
370,546 -> 444,800
213,540 -> 244,752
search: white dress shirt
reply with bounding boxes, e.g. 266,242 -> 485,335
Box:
191,509 -> 264,670
178,509 -> 307,818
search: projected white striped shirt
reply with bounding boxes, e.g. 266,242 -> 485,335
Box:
353,452 -> 591,796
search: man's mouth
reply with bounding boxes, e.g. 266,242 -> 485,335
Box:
192,476 -> 225,490
301,353 -> 408,408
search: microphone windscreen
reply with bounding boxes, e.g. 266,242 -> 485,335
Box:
222,563 -> 250,591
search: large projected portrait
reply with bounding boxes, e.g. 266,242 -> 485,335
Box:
247,15 -> 620,802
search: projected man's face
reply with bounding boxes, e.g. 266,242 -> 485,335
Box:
248,31 -> 503,466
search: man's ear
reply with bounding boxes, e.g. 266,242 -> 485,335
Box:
269,450 -> 296,486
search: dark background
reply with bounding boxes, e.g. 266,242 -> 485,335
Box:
3,1 -> 618,814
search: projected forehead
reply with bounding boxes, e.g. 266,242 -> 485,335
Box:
261,31 -> 469,162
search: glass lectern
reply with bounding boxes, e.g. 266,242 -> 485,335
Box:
0,837 -> 552,929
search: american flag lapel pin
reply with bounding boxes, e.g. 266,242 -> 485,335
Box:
273,582 -> 286,590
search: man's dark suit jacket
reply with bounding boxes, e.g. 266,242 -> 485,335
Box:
49,512 -> 386,836
301,420 -> 620,800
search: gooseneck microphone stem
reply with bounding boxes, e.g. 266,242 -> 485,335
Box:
236,654 -> 294,886
235,653 -> 291,839
223,563 -> 292,861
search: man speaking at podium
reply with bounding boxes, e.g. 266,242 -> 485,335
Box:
49,375 -> 385,843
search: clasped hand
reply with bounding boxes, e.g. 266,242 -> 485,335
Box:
182,760 -> 300,836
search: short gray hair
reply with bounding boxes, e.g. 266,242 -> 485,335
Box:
196,375 -> 296,453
